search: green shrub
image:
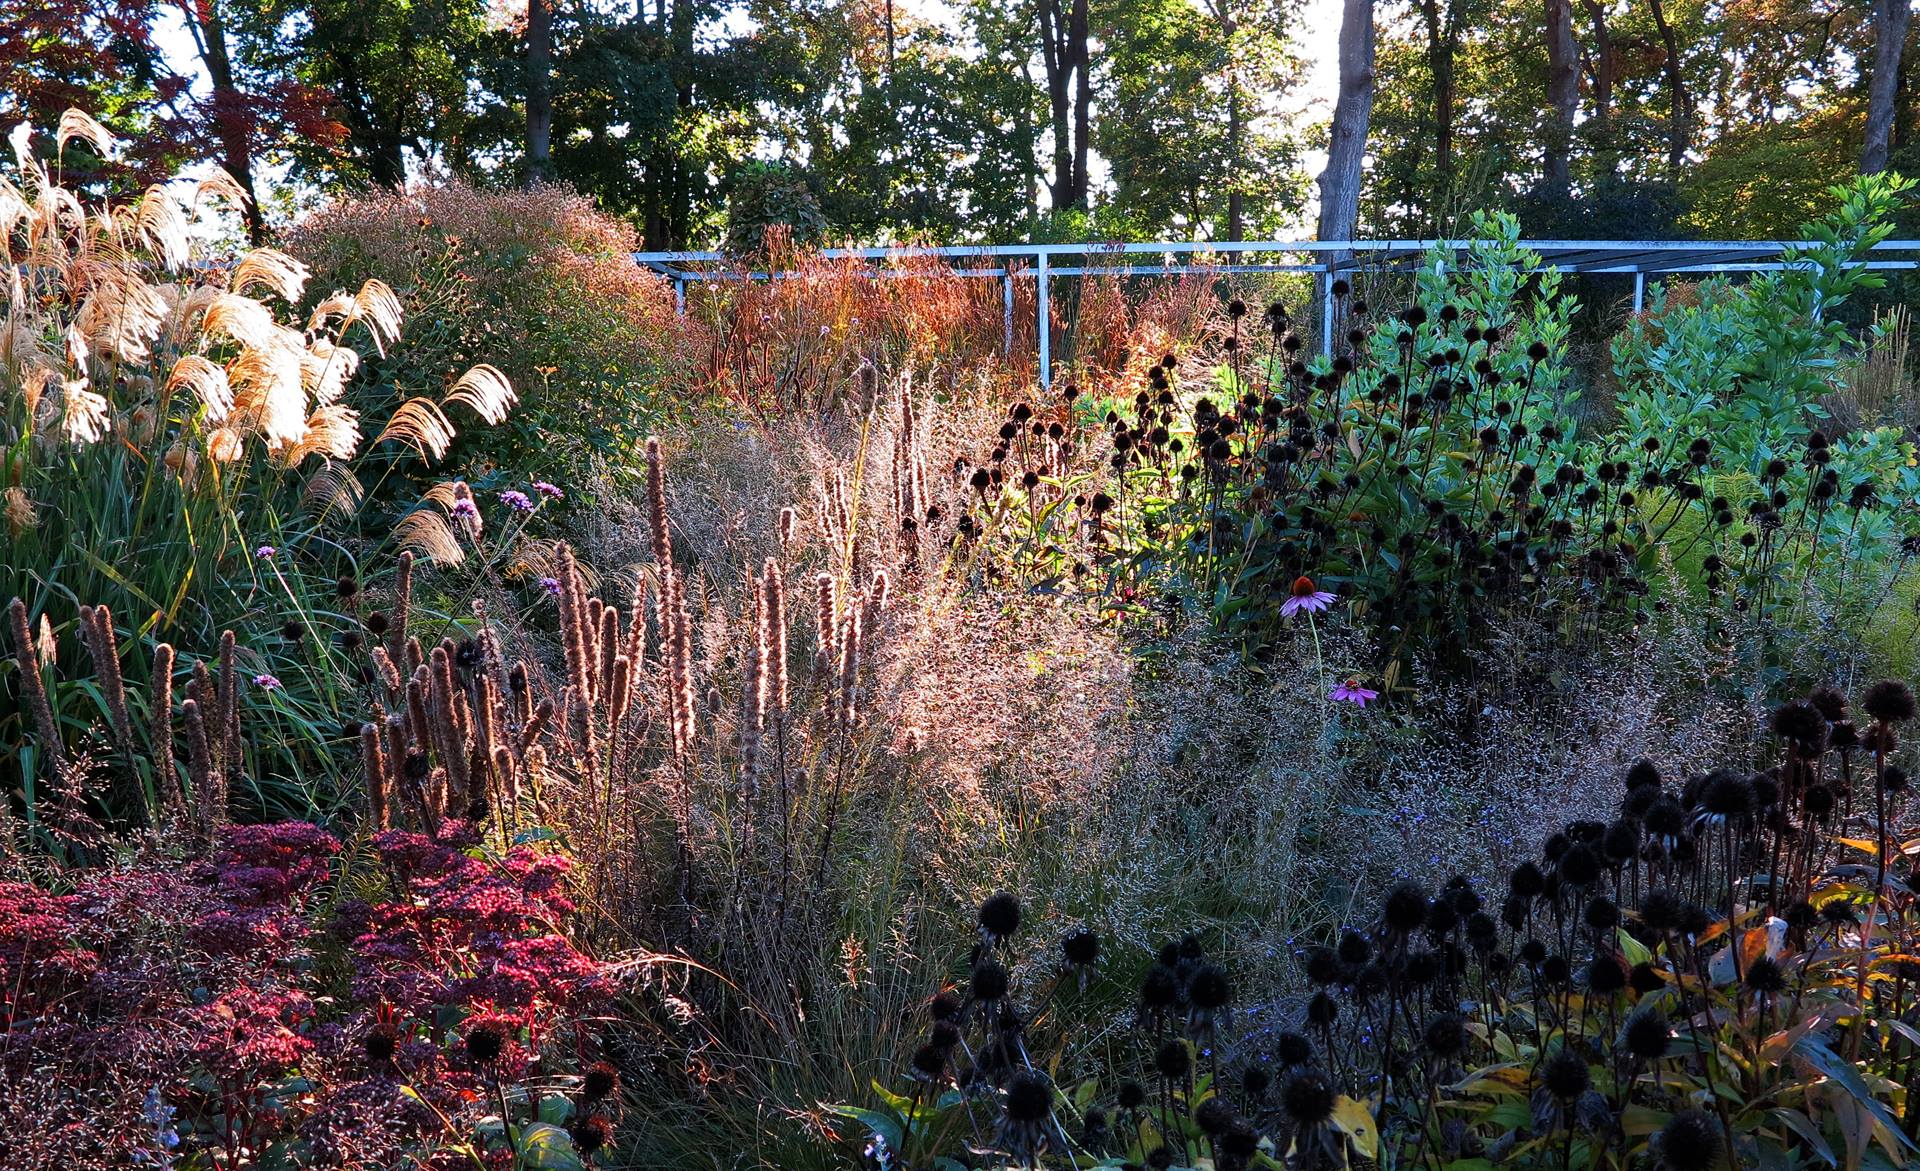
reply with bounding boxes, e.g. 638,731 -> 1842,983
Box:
287,181 -> 703,498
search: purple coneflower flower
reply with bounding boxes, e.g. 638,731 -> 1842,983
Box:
499,490 -> 534,513
532,481 -> 563,499
1329,679 -> 1379,707
253,673 -> 282,691
1281,575 -> 1336,617
539,576 -> 562,597
255,545 -> 276,559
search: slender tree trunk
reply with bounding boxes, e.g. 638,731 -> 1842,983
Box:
1317,0 -> 1374,251
1862,0 -> 1913,174
1418,0 -> 1456,195
177,0 -> 267,243
1580,0 -> 1617,180
1070,0 -> 1090,206
1217,1 -> 1244,242
1542,0 -> 1578,198
1648,0 -> 1690,176
526,0 -> 553,185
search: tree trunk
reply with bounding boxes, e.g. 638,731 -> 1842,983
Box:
1862,0 -> 1912,174
1580,0 -> 1617,179
1417,0 -> 1457,193
178,0 -> 267,243
1037,0 -> 1091,212
1648,0 -> 1690,176
526,0 -> 553,185
1317,0 -> 1374,251
1542,0 -> 1578,198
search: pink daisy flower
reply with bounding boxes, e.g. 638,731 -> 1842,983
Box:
1329,679 -> 1379,707
1280,575 -> 1336,617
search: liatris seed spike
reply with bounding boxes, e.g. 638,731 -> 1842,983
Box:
405,635 -> 424,673
814,574 -> 838,699
778,506 -> 797,550
371,646 -> 402,692
668,573 -> 697,759
360,722 -> 389,830
406,675 -> 431,753
383,715 -> 413,821
610,654 -> 634,730
838,606 -> 863,730
390,550 -> 414,658
151,643 -> 179,808
646,437 -> 673,583
522,697 -> 555,753
598,605 -> 619,699
216,629 -> 239,778
8,598 -> 67,788
182,697 -> 219,831
764,561 -> 789,715
624,580 -> 647,669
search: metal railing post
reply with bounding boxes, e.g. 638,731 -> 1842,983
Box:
1320,268 -> 1335,357
1633,272 -> 1646,314
674,278 -> 685,316
1037,250 -> 1051,390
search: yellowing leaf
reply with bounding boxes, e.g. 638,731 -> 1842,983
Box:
1330,1095 -> 1378,1159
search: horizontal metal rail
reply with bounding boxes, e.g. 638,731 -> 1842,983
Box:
640,238 -> 1920,387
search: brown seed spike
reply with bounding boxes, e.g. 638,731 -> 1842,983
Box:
9,597 -> 67,788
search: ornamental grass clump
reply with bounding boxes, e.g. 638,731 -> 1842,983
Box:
1,111 -> 524,830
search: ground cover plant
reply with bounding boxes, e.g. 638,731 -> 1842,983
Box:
6,106 -> 1920,1171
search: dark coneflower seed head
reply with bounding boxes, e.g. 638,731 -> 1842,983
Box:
583,1060 -> 619,1101
1628,962 -> 1664,995
1194,1095 -> 1235,1135
1382,881 -> 1428,932
1003,1071 -> 1052,1122
1622,1005 -> 1670,1060
1541,1048 -> 1590,1100
1520,938 -> 1548,965
335,575 -> 358,599
1559,844 -> 1601,887
911,1043 -> 948,1079
929,992 -> 961,1021
1626,759 -> 1662,789
1303,945 -> 1341,985
1061,928 -> 1100,968
930,1021 -> 961,1050
1883,765 -> 1911,794
1117,1080 -> 1147,1109
570,1115 -> 614,1155
1744,955 -> 1788,995
1655,1109 -> 1722,1171
1189,963 -> 1232,1010
1510,861 -> 1546,898
971,960 -> 1009,1002
1336,930 -> 1372,965
1772,700 -> 1828,750
1423,1014 -> 1466,1057
1276,1030 -> 1315,1066
1810,685 -> 1850,721
1306,991 -> 1339,1026
366,610 -> 389,635
463,1020 -> 506,1064
1154,1039 -> 1192,1079
978,891 -> 1021,939
1281,1069 -> 1337,1125
1584,897 -> 1620,932
1700,771 -> 1755,819
363,1023 -> 399,1066
1243,1066 -> 1271,1098
1587,953 -> 1628,994
1140,964 -> 1180,1009
1864,680 -> 1918,724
